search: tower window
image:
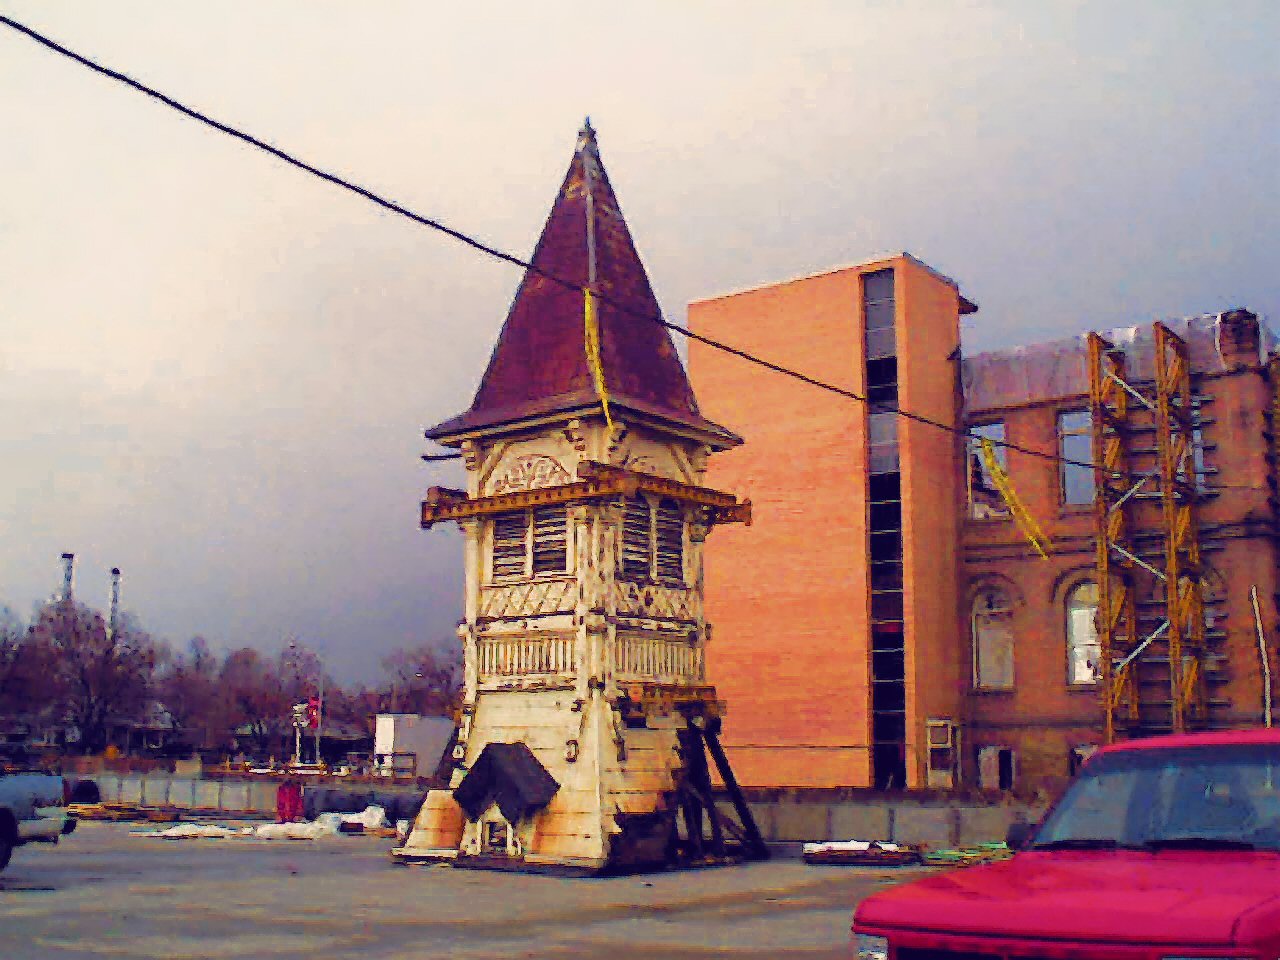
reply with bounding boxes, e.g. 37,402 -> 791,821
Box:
489,507 -> 568,580
619,496 -> 685,585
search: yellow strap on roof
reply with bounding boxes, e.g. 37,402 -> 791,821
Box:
584,288 -> 613,429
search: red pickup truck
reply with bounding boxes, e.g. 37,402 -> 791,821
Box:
853,728 -> 1280,959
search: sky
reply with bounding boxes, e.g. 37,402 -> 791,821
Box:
1,1 -> 1277,683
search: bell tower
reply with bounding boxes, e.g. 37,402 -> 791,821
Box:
395,123 -> 764,873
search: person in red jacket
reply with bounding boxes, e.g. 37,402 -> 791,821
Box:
275,777 -> 303,823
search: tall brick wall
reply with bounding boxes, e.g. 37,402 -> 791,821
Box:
689,256 -> 968,788
690,268 -> 871,787
896,259 -> 966,786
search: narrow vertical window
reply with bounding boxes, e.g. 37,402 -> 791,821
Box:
620,496 -> 651,580
1066,581 -> 1100,685
1057,410 -> 1094,505
491,512 -> 528,579
868,412 -> 899,475
972,587 -> 1015,689
531,506 -> 568,574
966,422 -> 1009,519
654,499 -> 684,584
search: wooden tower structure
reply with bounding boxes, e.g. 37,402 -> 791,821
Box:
395,123 -> 766,873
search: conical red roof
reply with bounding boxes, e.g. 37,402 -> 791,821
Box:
427,124 -> 738,446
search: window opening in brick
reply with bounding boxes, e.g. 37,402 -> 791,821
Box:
620,496 -> 652,580
1066,581 -> 1100,685
926,719 -> 957,788
654,499 -> 684,584
977,745 -> 1016,791
972,587 -> 1015,689
863,267 -> 906,790
998,748 -> 1016,791
966,422 -> 1009,519
868,411 -> 900,474
866,357 -> 898,408
1058,409 -> 1094,505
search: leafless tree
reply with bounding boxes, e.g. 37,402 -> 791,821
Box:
29,601 -> 160,753
156,636 -> 224,750
380,643 -> 461,717
218,647 -> 286,756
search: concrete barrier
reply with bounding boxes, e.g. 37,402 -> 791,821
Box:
828,804 -> 892,842
140,778 -> 169,807
220,783 -> 251,811
120,777 -> 144,805
193,780 -> 222,809
892,807 -> 955,848
957,806 -> 1016,847
249,782 -> 277,815
96,775 -> 121,803
170,779 -> 198,809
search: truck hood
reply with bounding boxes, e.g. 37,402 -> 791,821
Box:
857,851 -> 1280,946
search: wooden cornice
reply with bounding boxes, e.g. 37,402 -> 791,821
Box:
420,460 -> 751,528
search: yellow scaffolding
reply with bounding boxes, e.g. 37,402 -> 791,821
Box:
1153,322 -> 1207,731
1090,324 -> 1207,740
1089,333 -> 1140,742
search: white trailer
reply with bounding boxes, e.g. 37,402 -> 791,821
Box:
373,714 -> 454,778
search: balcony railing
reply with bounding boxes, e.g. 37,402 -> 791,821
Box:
477,635 -> 575,678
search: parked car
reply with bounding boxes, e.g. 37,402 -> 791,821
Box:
0,772 -> 75,872
853,728 -> 1280,959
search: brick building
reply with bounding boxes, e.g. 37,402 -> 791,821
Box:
688,254 -> 1279,795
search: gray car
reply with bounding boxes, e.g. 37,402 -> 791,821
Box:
0,772 -> 76,871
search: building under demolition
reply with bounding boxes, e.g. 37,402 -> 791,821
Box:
690,256 -> 1279,796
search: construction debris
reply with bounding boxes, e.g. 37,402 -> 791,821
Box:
920,843 -> 1013,866
802,840 -> 921,867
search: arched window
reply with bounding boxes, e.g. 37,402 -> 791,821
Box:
1066,581 -> 1100,685
972,587 -> 1014,690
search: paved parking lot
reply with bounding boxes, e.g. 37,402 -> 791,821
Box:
0,822 -> 928,959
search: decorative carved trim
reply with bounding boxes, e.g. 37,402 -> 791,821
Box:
621,454 -> 673,479
460,439 -> 481,471
491,454 -> 572,495
690,444 -> 712,474
562,418 -> 587,452
607,423 -> 628,459
422,462 -> 750,527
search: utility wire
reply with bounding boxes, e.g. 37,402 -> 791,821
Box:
0,13 -> 1251,490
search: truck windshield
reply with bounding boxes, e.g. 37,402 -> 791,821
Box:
1032,743 -> 1280,852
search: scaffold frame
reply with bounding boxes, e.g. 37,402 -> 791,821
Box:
1089,333 -> 1140,742
1153,322 -> 1206,731
1090,324 -> 1208,740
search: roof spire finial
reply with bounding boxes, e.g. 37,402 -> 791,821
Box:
576,117 -> 597,155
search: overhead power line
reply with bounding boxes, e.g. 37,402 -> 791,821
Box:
0,13 -> 1249,491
